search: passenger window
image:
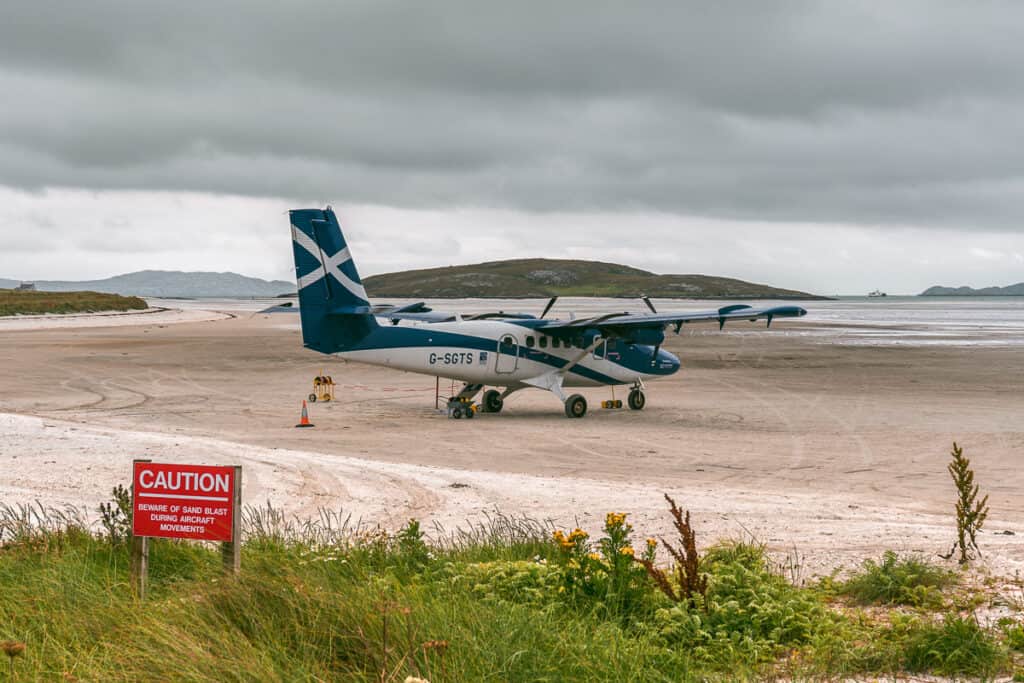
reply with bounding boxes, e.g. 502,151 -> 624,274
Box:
526,336 -> 535,348
539,336 -> 548,349
552,337 -> 560,348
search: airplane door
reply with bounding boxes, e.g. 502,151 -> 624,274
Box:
495,334 -> 519,374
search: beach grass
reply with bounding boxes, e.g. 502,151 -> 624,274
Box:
0,290 -> 147,316
0,501 -> 1018,682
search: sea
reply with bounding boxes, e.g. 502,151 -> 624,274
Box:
148,296 -> 1024,348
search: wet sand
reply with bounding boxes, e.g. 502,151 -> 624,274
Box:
1,308 -> 1022,576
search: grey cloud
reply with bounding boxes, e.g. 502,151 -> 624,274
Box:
2,1 -> 1024,230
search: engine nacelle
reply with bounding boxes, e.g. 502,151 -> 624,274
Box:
580,328 -> 603,347
625,327 -> 665,346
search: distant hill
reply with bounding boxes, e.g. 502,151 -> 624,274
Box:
0,290 -> 147,316
921,283 -> 1024,296
0,271 -> 295,298
363,258 -> 825,299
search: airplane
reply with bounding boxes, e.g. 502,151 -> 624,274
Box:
288,206 -> 807,419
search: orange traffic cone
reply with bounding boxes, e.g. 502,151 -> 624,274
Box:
294,400 -> 315,428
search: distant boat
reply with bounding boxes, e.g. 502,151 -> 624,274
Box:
868,290 -> 887,298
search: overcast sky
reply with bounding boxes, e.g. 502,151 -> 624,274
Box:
2,1 -> 1023,294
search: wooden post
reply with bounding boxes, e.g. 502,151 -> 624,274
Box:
221,465 -> 242,575
130,535 -> 149,600
130,458 -> 151,600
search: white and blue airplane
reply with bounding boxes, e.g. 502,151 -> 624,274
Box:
289,207 -> 807,418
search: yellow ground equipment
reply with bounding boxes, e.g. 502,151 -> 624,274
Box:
601,387 -> 623,409
446,396 -> 477,419
309,374 -> 335,403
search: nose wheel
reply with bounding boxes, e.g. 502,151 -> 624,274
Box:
628,388 -> 646,410
482,389 -> 504,413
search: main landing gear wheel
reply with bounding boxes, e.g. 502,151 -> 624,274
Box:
564,394 -> 588,419
451,405 -> 464,419
482,389 -> 504,413
628,389 -> 646,411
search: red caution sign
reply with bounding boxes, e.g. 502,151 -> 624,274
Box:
132,462 -> 236,542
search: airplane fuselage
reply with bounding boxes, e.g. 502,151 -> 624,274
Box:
323,317 -> 681,387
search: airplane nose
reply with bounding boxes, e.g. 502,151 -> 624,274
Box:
661,350 -> 681,374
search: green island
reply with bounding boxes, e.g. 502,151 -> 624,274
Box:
0,290 -> 148,317
1,493 -> 1020,682
364,258 -> 828,300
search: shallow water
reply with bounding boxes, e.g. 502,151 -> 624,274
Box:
150,295 -> 1024,348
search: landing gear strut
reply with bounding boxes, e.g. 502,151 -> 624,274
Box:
564,394 -> 588,418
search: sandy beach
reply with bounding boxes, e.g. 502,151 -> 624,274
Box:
1,302 -> 1022,577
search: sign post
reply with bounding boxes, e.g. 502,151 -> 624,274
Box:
130,459 -> 151,600
221,465 -> 242,575
131,461 -> 241,597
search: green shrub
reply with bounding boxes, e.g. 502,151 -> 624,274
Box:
652,541 -> 832,671
999,618 -> 1024,652
456,559 -> 560,604
701,540 -> 768,573
840,550 -> 955,607
903,614 -> 1008,676
98,484 -> 133,544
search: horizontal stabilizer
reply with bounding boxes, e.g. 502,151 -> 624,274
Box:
329,305 -> 373,316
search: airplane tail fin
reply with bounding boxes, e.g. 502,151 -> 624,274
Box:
289,207 -> 377,353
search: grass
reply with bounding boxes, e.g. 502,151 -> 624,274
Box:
0,290 -> 147,316
0,500 -> 1018,682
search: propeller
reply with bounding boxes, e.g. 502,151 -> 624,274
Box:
641,295 -> 657,314
540,296 -> 558,319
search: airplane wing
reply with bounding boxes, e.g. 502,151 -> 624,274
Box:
534,304 -> 807,335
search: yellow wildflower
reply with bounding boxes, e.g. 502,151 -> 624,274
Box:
605,512 -> 627,527
646,537 -> 658,549
552,530 -> 566,544
620,546 -> 635,557
587,552 -> 602,562
568,528 -> 589,541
